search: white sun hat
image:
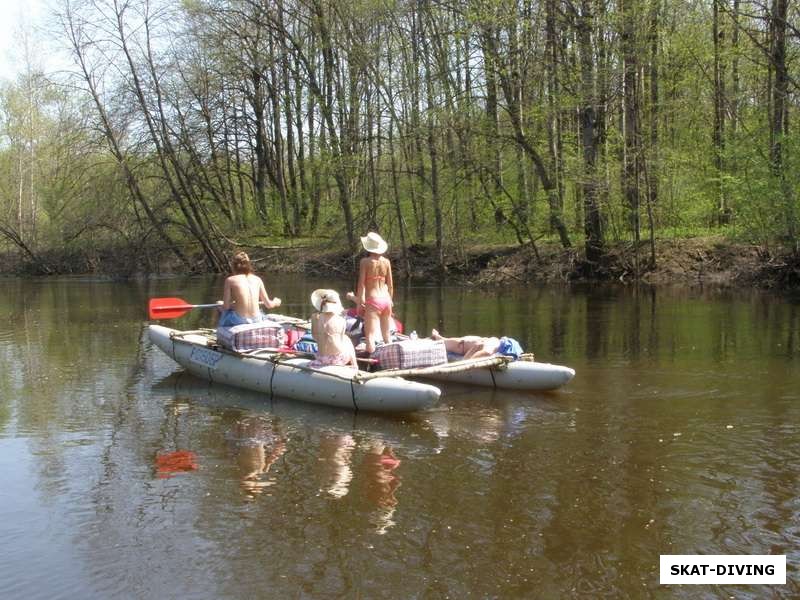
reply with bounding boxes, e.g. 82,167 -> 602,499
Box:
360,232 -> 388,255
311,289 -> 344,313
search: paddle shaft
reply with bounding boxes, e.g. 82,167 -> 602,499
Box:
159,302 -> 219,310
148,296 -> 296,320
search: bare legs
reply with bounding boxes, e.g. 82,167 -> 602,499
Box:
364,308 -> 380,353
430,329 -> 463,354
364,307 -> 392,353
429,329 -> 500,359
379,311 -> 392,347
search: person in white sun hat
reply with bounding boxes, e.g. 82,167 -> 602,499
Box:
355,232 -> 394,353
308,289 -> 358,369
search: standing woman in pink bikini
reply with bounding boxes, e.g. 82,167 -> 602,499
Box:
356,232 -> 394,353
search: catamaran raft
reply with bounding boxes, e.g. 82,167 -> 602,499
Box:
148,320 -> 575,412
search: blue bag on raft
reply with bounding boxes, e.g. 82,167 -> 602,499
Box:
497,336 -> 523,360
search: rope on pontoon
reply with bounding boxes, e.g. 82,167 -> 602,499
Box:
171,329 -> 217,337
176,331 -> 361,382
352,355 -> 513,382
350,378 -> 359,412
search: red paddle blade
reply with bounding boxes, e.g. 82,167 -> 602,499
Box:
148,297 -> 193,320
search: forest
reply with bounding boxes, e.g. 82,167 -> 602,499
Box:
0,0 -> 798,280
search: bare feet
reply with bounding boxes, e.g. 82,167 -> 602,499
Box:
430,328 -> 442,340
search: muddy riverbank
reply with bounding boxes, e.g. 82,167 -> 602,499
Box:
3,236 -> 800,291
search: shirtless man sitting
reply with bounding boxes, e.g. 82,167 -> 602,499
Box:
430,329 -> 501,360
218,251 -> 281,327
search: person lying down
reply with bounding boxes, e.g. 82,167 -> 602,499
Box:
430,329 -> 523,360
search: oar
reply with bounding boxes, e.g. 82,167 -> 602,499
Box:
148,297 -> 220,320
148,297 -> 305,320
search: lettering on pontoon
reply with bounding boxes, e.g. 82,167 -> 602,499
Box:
190,346 -> 223,370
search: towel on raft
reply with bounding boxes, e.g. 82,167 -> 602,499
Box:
497,336 -> 524,359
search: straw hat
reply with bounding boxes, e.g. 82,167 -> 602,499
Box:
360,232 -> 388,255
311,289 -> 344,313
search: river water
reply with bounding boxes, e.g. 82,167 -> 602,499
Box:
1,274 -> 798,599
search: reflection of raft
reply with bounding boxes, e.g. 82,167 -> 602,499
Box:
148,325 -> 575,413
148,325 -> 440,412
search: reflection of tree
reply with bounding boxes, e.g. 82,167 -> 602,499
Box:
584,286 -> 612,360
227,416 -> 286,499
1,279 -> 162,501
0,336 -> 13,430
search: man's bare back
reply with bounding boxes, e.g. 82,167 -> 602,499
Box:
223,274 -> 280,318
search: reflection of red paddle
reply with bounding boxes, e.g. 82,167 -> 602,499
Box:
155,450 -> 198,478
380,454 -> 401,469
148,297 -> 219,320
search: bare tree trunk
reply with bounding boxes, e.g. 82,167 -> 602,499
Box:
480,27 -> 503,201
483,22 -> 571,248
389,119 -> 411,275
233,99 -> 249,228
768,0 -> 796,248
136,1 -> 227,270
545,0 -> 564,219
267,31 -> 292,236
646,0 -> 660,265
281,28 -> 300,236
422,27 -> 444,272
61,2 -> 191,270
621,0 -> 641,274
731,0 -> 740,133
366,89 -> 378,229
251,72 -> 270,221
294,63 -> 308,230
713,0 -> 729,224
410,2 -> 427,243
577,0 -> 604,265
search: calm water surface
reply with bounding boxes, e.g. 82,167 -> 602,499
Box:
1,275 -> 798,599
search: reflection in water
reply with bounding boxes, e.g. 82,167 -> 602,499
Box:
318,433 -> 356,498
154,450 -> 198,479
426,404 -> 507,448
226,416 -> 286,499
316,432 -> 404,534
360,440 -> 402,535
2,276 -> 800,598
